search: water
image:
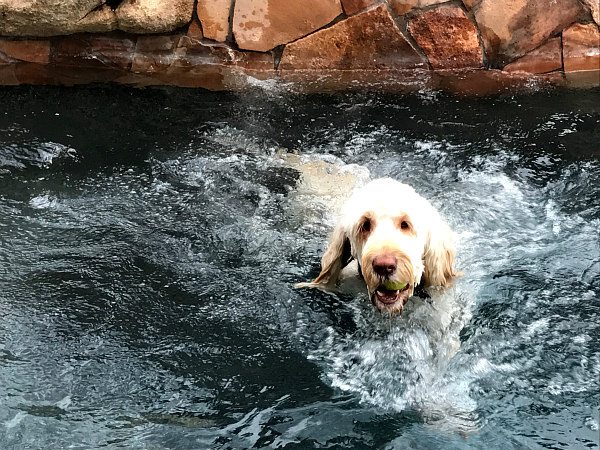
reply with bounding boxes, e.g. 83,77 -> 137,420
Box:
0,85 -> 599,449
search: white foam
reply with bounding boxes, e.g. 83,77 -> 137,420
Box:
3,412 -> 26,429
37,142 -> 77,166
312,283 -> 478,430
522,317 -> 550,338
29,194 -> 59,210
585,416 -> 599,431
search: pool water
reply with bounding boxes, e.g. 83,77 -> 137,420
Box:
0,86 -> 599,449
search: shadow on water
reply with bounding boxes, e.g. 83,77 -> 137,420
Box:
0,85 -> 599,449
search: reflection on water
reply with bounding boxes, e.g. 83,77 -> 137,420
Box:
0,86 -> 599,449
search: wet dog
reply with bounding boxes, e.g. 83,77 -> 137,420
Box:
296,178 -> 457,314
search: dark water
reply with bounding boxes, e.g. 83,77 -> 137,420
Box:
0,85 -> 599,450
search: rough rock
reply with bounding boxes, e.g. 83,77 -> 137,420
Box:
177,35 -> 274,70
0,40 -> 50,64
132,32 -> 273,77
116,0 -> 195,34
197,0 -> 232,42
76,5 -> 118,33
186,18 -> 204,42
408,5 -> 483,69
474,0 -> 584,65
389,0 -> 448,16
233,0 -> 343,52
0,0 -> 115,36
52,34 -> 136,70
129,32 -> 274,90
436,69 -> 564,96
178,17 -> 204,49
461,0 -> 480,9
503,37 -> 561,73
563,23 -> 600,73
341,0 -> 380,16
131,35 -> 181,73
581,0 -> 599,25
280,5 -> 426,70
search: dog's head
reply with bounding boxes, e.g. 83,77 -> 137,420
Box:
298,178 -> 457,314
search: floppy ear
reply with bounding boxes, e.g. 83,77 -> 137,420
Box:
423,218 -> 457,288
295,225 -> 352,290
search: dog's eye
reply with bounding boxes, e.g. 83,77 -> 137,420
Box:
400,221 -> 410,230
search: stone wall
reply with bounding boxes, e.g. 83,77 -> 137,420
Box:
0,0 -> 598,94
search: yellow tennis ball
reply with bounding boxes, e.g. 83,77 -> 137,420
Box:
382,280 -> 408,291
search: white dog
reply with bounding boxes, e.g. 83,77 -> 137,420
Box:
297,178 -> 457,314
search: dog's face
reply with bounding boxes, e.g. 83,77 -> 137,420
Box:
297,178 -> 456,315
350,208 -> 426,314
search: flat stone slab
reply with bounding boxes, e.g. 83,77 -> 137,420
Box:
0,39 -> 50,64
197,0 -> 232,42
503,37 -> 561,74
233,0 -> 342,52
52,33 -> 136,70
563,23 -> 600,78
280,5 -> 426,70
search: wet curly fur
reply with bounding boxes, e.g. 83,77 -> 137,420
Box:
297,178 -> 457,314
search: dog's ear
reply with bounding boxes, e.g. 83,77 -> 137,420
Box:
423,218 -> 457,288
295,225 -> 352,290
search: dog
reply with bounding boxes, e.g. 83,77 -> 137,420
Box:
296,178 -> 457,314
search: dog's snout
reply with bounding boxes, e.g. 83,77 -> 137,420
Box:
372,255 -> 397,276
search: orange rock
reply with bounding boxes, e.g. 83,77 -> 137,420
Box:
279,69 -> 435,93
197,0 -> 231,42
14,63 -> 54,84
187,18 -> 204,40
52,34 -> 136,70
76,5 -> 118,33
130,38 -> 275,90
563,23 -> 600,77
503,38 -> 561,73
474,0 -> 584,65
581,0 -> 599,26
0,65 -> 18,84
233,0 -> 342,52
280,5 -> 426,70
178,39 -> 274,70
436,69 -> 565,96
116,0 -> 195,34
131,35 -> 181,74
132,31 -> 274,79
0,0 -> 116,36
341,0 -> 379,16
179,18 -> 204,49
461,0 -> 480,9
389,0 -> 448,16
0,39 -> 50,64
408,5 -> 483,69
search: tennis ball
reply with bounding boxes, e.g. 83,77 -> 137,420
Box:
382,280 -> 408,291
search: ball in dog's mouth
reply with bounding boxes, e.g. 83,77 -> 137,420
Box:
371,281 -> 412,311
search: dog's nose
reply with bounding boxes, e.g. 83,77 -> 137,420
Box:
372,255 -> 397,276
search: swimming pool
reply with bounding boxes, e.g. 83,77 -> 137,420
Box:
1,86 -> 599,449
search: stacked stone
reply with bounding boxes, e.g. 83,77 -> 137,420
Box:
0,0 -> 598,93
